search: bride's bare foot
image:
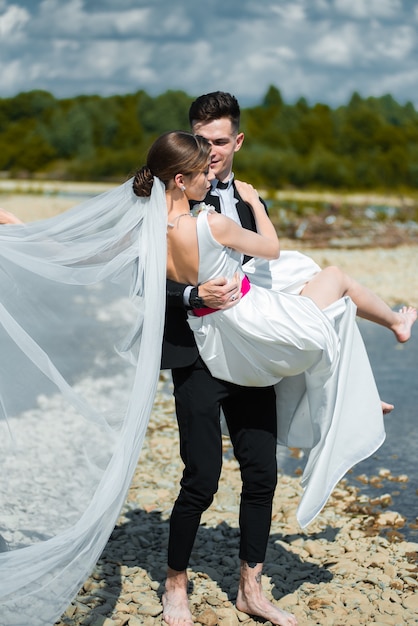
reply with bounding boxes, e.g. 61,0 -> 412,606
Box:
162,568 -> 193,626
382,400 -> 394,414
392,306 -> 417,343
236,562 -> 298,626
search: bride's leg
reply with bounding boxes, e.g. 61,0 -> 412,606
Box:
300,266 -> 417,342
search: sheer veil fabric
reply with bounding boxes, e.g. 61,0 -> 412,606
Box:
0,178 -> 167,624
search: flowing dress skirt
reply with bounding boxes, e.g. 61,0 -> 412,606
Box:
188,215 -> 385,527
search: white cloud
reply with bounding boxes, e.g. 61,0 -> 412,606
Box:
271,1 -> 306,22
375,25 -> 415,60
0,0 -> 416,107
0,4 -> 29,37
311,0 -> 331,11
308,25 -> 360,67
374,66 -> 418,96
158,9 -> 194,37
272,46 -> 296,60
334,0 -> 402,20
37,0 -> 85,34
35,0 -> 153,38
104,9 -> 153,36
0,58 -> 23,90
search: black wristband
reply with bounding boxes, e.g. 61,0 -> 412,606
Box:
189,287 -> 205,309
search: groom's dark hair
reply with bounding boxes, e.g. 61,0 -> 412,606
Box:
189,91 -> 241,134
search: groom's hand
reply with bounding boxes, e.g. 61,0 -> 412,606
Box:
198,273 -> 241,309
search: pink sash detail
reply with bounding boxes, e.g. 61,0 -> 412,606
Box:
193,276 -> 251,317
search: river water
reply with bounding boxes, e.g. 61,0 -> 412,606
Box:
354,319 -> 417,539
278,318 -> 418,541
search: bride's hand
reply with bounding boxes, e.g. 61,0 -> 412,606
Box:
235,180 -> 263,210
198,273 -> 241,309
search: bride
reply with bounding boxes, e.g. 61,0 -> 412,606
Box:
0,130 -> 415,625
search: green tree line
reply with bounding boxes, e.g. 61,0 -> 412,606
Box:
0,85 -> 417,191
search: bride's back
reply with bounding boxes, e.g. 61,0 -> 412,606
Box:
166,213 -> 199,285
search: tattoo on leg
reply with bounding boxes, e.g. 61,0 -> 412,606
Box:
255,571 -> 262,584
247,562 -> 257,568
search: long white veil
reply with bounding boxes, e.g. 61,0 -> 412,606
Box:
0,178 -> 167,624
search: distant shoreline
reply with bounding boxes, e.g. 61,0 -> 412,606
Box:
1,188 -> 417,308
1,178 -> 417,204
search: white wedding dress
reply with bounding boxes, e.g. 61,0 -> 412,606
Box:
188,209 -> 386,528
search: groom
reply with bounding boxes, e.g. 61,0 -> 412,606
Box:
162,92 -> 296,626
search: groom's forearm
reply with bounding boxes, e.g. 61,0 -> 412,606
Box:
166,278 -> 190,309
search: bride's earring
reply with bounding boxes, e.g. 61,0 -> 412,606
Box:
181,185 -> 186,191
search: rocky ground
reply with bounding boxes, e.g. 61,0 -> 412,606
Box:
55,374 -> 418,626
55,234 -> 417,626
1,187 -> 417,625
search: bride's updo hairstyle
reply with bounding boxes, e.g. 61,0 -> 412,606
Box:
133,131 -> 211,197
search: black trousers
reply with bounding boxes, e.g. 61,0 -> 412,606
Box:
168,357 -> 277,571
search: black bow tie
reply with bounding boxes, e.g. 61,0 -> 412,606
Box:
216,181 -> 230,190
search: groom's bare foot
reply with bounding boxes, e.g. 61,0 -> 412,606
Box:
381,400 -> 394,414
237,562 -> 298,626
162,568 -> 193,626
236,593 -> 297,626
392,306 -> 417,343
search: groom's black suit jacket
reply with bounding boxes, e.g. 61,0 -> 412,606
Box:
161,184 -> 259,370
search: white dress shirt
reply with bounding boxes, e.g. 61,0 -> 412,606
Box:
209,175 -> 241,224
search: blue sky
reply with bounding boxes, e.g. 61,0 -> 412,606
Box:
1,0 -> 417,108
